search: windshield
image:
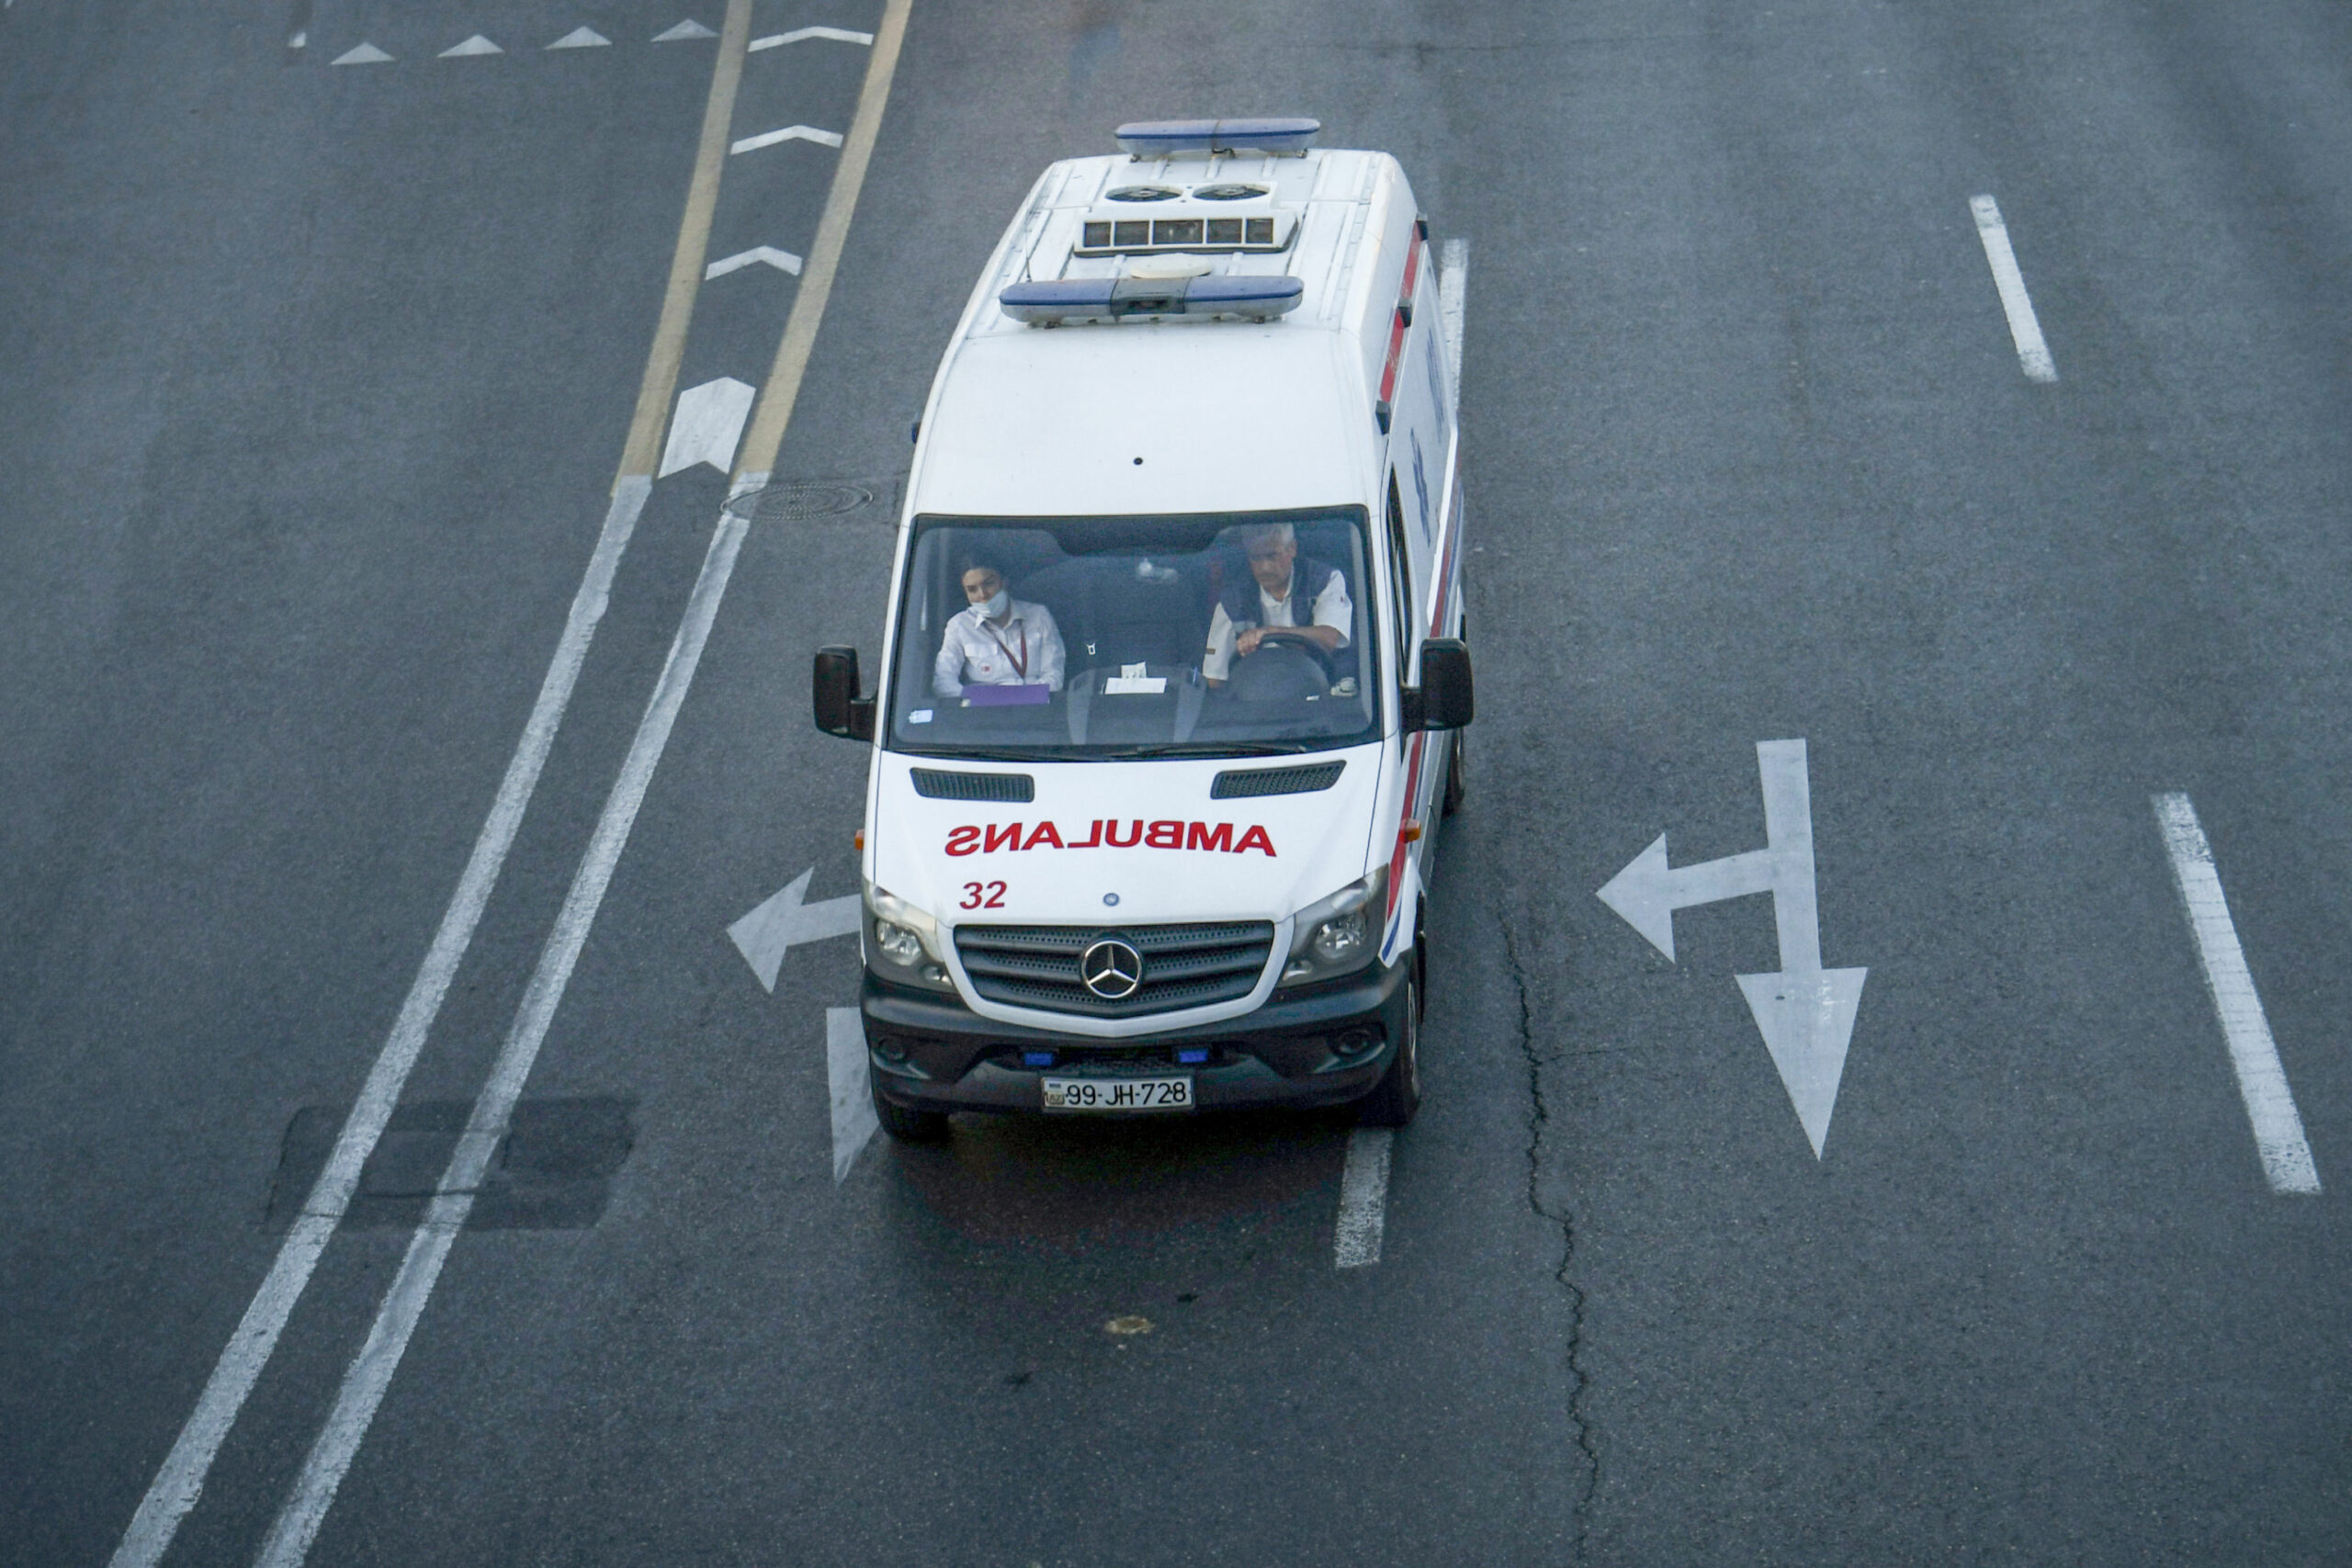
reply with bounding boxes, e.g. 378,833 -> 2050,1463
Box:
884,508 -> 1381,761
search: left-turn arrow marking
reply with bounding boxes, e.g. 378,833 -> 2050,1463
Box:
1598,739 -> 1867,1158
729,868 -> 861,992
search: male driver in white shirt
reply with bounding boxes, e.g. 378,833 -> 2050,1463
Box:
933,561 -> 1066,697
1201,523 -> 1351,685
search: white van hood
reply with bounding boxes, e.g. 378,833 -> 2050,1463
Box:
869,744 -> 1381,927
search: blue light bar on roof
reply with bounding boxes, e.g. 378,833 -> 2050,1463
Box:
1000,276 -> 1304,325
1114,118 -> 1320,157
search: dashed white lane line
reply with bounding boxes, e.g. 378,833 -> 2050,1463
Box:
330,41 -> 390,64
828,1008 -> 881,1181
731,123 -> 844,155
1969,194 -> 2057,384
437,33 -> 502,57
706,244 -> 804,280
752,25 -> 874,49
654,19 -> 718,42
546,26 -> 610,50
2153,794 -> 2323,1195
1334,1128 -> 1395,1268
105,477 -> 654,1568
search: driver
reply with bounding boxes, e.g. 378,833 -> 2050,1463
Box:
933,559 -> 1066,696
1201,523 -> 1351,686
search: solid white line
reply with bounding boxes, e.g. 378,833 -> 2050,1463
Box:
2153,794 -> 2322,1194
1333,1127 -> 1395,1268
1438,237 -> 1468,416
750,25 -> 873,49
1969,195 -> 2057,384
256,484 -> 763,1568
106,479 -> 650,1568
730,124 -> 842,154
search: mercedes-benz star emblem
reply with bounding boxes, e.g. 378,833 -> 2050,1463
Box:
1079,937 -> 1144,1000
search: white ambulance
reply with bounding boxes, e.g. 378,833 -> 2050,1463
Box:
813,118 -> 1472,1141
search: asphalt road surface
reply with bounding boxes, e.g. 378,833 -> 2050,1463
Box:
6,0 -> 2351,1562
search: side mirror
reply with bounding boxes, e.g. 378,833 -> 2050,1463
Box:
1404,638 -> 1474,731
812,646 -> 876,741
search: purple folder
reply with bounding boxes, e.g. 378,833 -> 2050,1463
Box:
964,682 -> 1052,707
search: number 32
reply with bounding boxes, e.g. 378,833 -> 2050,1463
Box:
961,881 -> 1007,910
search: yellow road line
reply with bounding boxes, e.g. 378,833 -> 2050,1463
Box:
615,0 -> 755,487
733,0 -> 914,481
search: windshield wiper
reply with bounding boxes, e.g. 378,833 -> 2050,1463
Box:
1083,740 -> 1318,760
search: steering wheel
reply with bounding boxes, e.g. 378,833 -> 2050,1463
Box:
1242,627 -> 1341,685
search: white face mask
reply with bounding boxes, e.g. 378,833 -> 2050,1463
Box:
977,588 -> 1011,620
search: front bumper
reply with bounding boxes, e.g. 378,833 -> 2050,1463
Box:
863,953 -> 1411,1116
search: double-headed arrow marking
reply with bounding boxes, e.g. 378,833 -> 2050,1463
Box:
1597,739 -> 1866,1157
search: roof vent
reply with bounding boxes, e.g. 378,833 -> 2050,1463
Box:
1192,183 -> 1270,201
1000,276 -> 1304,326
1114,117 -> 1320,158
1104,184 -> 1182,203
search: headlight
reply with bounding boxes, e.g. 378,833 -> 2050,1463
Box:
1283,866 -> 1388,985
864,884 -> 956,993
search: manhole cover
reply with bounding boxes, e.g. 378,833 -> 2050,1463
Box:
724,479 -> 877,523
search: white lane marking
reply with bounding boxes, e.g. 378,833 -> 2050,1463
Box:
751,25 -> 874,49
1438,237 -> 1467,415
657,376 -> 756,478
729,868 -> 861,992
437,34 -> 502,57
255,482 -> 765,1568
653,19 -> 718,41
1969,195 -> 2057,384
106,479 -> 653,1568
827,1008 -> 880,1181
705,245 -> 803,280
2153,794 -> 2323,1194
731,124 -> 843,154
1333,1128 -> 1395,1268
288,30 -> 307,49
330,41 -> 390,64
1598,740 -> 1866,1158
546,26 -> 610,49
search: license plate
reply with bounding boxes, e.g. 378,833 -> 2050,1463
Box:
1041,1076 -> 1193,1113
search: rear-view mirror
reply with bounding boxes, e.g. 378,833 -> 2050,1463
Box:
812,646 -> 876,741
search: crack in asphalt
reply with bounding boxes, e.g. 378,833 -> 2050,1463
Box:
1499,908 -> 1599,1562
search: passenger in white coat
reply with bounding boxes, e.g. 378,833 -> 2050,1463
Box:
933,562 -> 1066,696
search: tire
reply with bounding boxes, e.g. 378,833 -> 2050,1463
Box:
1441,729 -> 1466,818
871,1072 -> 951,1143
1356,972 -> 1422,1127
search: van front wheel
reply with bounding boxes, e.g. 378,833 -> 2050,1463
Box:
1356,974 -> 1422,1127
871,1075 -> 950,1142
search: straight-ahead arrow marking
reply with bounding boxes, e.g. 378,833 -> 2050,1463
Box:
658,377 -> 756,479
727,868 -> 861,992
826,1007 -> 880,1181
705,246 -> 803,280
750,26 -> 875,49
731,124 -> 843,154
1597,739 -> 1865,1158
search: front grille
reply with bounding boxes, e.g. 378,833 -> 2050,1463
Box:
910,768 -> 1034,802
1211,761 -> 1345,799
955,921 -> 1276,1018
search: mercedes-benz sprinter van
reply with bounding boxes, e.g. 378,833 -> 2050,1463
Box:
813,118 -> 1471,1141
